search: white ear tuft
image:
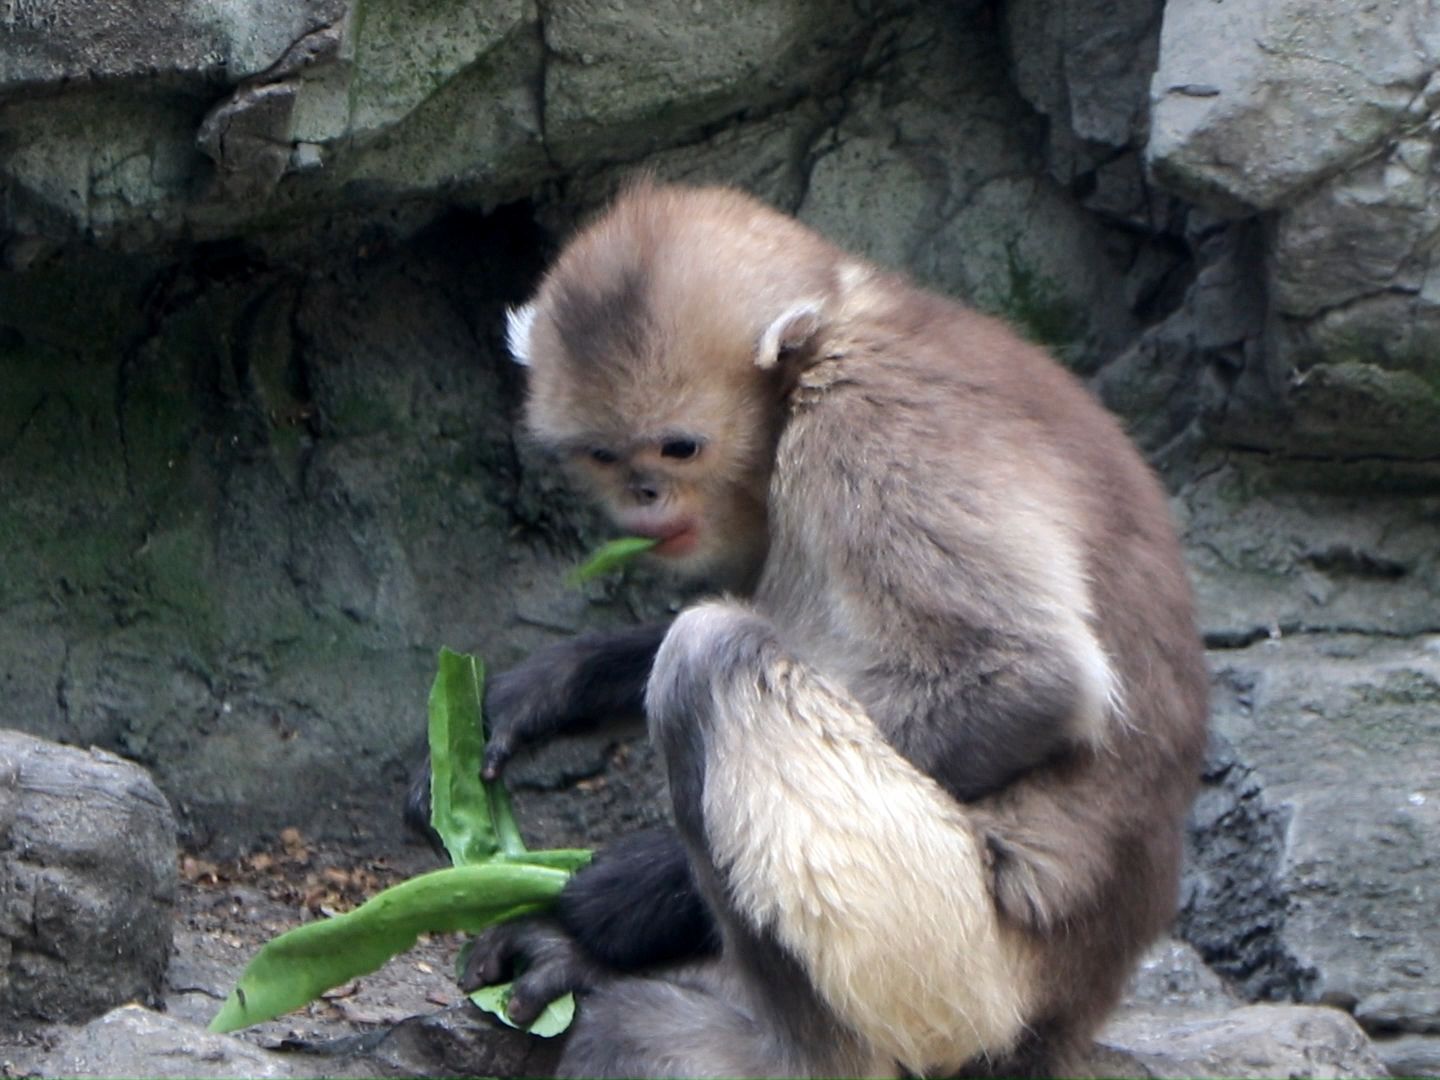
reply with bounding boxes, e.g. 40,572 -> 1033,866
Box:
755,299 -> 825,370
506,303 -> 538,367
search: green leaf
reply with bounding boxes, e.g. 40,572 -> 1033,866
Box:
468,983 -> 577,1038
428,648 -> 498,865
568,536 -> 659,585
208,862 -> 570,1033
497,848 -> 592,873
210,647 -> 595,1036
487,759 -> 528,859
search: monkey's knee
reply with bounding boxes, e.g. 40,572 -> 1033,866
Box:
558,970 -> 773,1080
646,601 -> 773,736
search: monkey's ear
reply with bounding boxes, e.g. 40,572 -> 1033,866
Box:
754,300 -> 825,370
506,303 -> 538,367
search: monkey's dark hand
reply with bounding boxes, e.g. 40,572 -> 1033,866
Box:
460,918 -> 603,1027
455,831 -> 715,1025
479,623 -> 668,779
448,829 -> 719,1027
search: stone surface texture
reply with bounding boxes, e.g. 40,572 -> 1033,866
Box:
1202,637 -> 1440,1007
0,997 -> 1387,1080
0,730 -> 176,1026
1100,1004 -> 1388,1079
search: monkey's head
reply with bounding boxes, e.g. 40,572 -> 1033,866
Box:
506,182 -> 840,589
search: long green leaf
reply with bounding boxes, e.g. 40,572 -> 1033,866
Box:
497,848 -> 592,873
426,648 -> 590,1034
487,759 -> 528,859
210,647 -> 594,1036
429,648 -> 497,865
568,536 -> 658,586
208,862 -> 570,1033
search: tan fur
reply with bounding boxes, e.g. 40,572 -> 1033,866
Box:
671,602 -> 1040,1076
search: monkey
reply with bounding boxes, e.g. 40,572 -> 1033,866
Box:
407,180 -> 1209,1078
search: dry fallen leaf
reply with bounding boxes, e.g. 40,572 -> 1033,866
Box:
321,981 -> 359,1001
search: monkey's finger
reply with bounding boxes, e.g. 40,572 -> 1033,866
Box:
506,961 -> 582,1028
459,924 -> 525,991
481,734 -> 516,780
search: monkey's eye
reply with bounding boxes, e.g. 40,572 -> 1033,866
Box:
589,448 -> 620,465
660,438 -> 702,461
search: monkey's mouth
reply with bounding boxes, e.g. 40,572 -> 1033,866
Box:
644,522 -> 701,558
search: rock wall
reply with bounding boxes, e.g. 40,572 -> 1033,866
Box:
2,0 -> 1438,1064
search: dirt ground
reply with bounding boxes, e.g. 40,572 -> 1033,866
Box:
164,830 -> 466,1040
0,830 -> 535,1079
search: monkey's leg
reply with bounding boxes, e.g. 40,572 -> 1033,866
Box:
557,962 -> 804,1080
643,601 -> 1042,1079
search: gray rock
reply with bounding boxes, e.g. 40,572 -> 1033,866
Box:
1258,139 -> 1440,457
0,0 -> 897,248
1123,939 -> 1239,1013
0,731 -> 177,1025
1177,730 -> 1309,1001
197,23 -> 344,202
39,1005 -> 300,1079
16,1000 -> 1388,1080
1129,0 -> 1440,466
0,0 -> 343,89
357,1007 -> 562,1079
2,1001 -> 561,1079
1356,988 -> 1440,1035
1147,0 -> 1437,215
540,0 -> 873,169
1270,138 -> 1440,323
199,81 -> 305,203
1204,149 -> 1440,464
796,5 -> 1138,371
333,1 -> 528,141
322,3 -> 549,204
1098,1004 -> 1387,1079
1372,1033 -> 1440,1078
1180,453 -> 1440,643
1093,222 -> 1266,454
1198,636 -> 1440,1015
1003,0 -> 1162,182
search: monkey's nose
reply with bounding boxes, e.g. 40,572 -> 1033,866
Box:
632,482 -> 660,504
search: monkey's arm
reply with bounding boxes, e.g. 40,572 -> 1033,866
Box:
479,621 -> 671,778
773,421 -> 1100,798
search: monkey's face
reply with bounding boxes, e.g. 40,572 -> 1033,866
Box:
512,292 -> 781,590
506,181 -> 834,588
565,407 -> 774,590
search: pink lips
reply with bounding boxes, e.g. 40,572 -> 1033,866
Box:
631,520 -> 699,558
652,526 -> 699,557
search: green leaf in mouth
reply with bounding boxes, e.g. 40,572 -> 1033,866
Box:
569,536 -> 660,585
